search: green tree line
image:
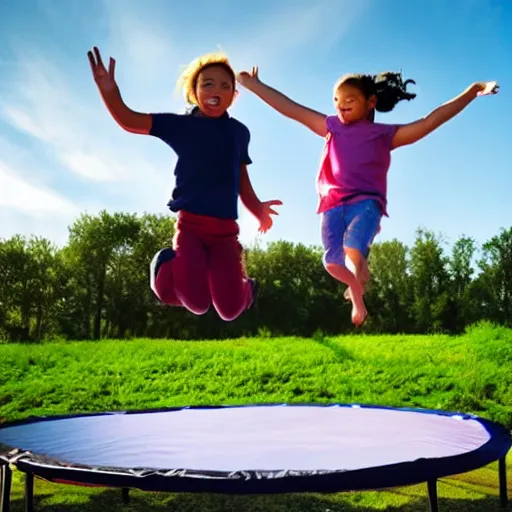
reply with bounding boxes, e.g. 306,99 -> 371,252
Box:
0,210 -> 511,342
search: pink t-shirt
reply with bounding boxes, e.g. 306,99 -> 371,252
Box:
316,115 -> 400,216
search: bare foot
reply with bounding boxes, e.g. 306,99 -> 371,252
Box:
344,259 -> 370,301
348,286 -> 367,326
324,261 -> 368,326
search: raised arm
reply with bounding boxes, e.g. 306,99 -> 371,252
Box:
88,47 -> 152,135
392,81 -> 498,149
237,67 -> 328,137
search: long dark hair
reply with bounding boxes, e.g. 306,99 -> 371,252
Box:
337,71 -> 416,115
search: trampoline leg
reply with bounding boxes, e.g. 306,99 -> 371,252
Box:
122,488 -> 130,504
427,480 -> 439,512
1,465 -> 12,512
499,456 -> 508,508
25,473 -> 34,512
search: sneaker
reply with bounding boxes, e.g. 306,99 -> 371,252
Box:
149,248 -> 176,294
248,278 -> 260,310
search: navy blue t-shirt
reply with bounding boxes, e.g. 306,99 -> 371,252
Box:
149,109 -> 252,220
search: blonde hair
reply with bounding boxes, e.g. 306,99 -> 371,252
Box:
176,52 -> 236,106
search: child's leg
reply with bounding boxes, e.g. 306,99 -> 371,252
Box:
343,221 -> 380,300
342,200 -> 382,310
149,228 -> 211,315
150,248 -> 181,305
208,238 -> 256,322
321,205 -> 367,326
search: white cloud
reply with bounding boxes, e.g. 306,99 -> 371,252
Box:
2,105 -> 48,141
0,57 -> 164,180
57,150 -> 125,183
0,162 -> 78,216
0,56 -> 177,230
0,155 -> 109,246
0,208 -> 76,248
0,13 -> 180,243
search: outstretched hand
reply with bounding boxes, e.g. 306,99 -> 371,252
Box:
236,66 -> 261,90
477,81 -> 499,96
257,199 -> 282,234
87,47 -> 117,92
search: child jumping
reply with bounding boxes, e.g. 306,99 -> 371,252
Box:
237,67 -> 498,326
88,47 -> 282,321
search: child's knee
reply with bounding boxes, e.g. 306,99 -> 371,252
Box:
322,246 -> 345,269
181,293 -> 211,315
344,247 -> 364,274
193,303 -> 211,316
214,294 -> 246,321
323,261 -> 345,282
217,305 -> 244,322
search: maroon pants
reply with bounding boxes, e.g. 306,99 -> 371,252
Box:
153,211 -> 254,321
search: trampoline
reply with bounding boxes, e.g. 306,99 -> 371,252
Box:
0,403 -> 510,512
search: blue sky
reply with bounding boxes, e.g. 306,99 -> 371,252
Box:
0,0 -> 510,254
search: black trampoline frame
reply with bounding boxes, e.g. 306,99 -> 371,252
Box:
0,403 -> 510,512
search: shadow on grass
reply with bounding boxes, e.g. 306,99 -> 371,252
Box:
6,486 -> 509,512
313,335 -> 354,362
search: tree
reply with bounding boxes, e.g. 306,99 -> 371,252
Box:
448,235 -> 477,330
67,210 -> 141,339
477,228 -> 512,326
27,238 -> 68,340
106,212 -> 176,338
366,240 -> 413,333
409,229 -> 451,332
0,235 -> 34,340
0,236 -> 65,340
1,208 -> 511,341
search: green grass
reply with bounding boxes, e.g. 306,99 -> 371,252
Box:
1,321 -> 511,510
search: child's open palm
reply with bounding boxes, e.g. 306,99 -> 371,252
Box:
88,47 -> 117,92
257,199 -> 282,234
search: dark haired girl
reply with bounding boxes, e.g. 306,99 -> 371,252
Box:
237,67 -> 498,326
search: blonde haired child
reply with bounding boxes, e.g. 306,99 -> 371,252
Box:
88,47 -> 282,321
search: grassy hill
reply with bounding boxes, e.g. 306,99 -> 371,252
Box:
0,321 -> 511,510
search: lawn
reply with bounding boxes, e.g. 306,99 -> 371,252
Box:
0,321 -> 511,511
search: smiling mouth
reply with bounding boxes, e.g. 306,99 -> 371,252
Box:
207,96 -> 220,106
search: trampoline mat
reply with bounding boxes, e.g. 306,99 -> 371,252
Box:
0,405 -> 497,471
1,404 -> 510,494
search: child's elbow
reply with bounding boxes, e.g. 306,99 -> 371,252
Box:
117,112 -> 152,135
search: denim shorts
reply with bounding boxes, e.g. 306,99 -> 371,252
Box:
320,199 -> 382,266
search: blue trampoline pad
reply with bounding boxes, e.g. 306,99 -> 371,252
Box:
0,404 -> 510,494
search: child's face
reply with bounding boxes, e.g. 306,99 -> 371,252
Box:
195,65 -> 235,117
334,83 -> 376,124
